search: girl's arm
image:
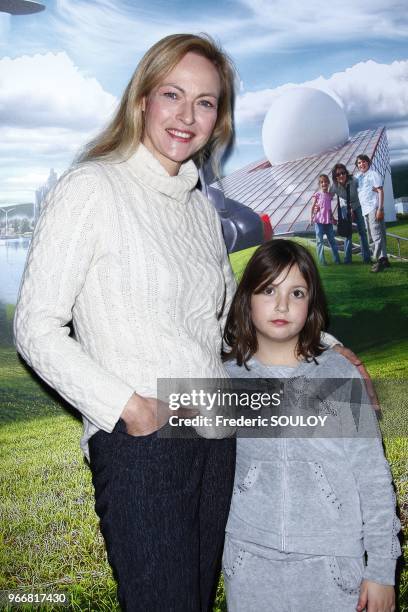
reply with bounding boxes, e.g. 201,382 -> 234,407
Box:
310,194 -> 318,222
13,166 -> 135,433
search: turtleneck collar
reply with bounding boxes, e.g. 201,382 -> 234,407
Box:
124,143 -> 199,204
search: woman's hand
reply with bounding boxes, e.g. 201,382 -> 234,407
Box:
120,392 -> 170,436
332,345 -> 380,410
356,579 -> 395,611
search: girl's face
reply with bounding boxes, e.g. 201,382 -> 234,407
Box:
142,52 -> 221,176
357,158 -> 370,174
250,264 -> 309,351
319,177 -> 330,192
335,167 -> 347,186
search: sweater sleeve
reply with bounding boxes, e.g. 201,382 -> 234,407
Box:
342,378 -> 401,585
13,165 -> 135,432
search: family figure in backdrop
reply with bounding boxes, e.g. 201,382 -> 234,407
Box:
311,155 -> 390,272
14,33 -> 399,612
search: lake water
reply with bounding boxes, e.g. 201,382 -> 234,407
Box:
0,238 -> 30,304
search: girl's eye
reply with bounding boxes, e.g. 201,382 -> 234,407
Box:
292,289 -> 306,298
263,286 -> 275,296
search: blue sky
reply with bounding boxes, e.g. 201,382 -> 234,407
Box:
1,0 -> 407,205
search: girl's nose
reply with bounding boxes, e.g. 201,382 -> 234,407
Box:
274,296 -> 289,313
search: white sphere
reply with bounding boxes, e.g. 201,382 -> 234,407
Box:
262,87 -> 349,164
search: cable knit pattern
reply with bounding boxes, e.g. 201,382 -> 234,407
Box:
14,144 -> 236,458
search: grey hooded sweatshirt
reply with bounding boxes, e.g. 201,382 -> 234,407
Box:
225,349 -> 401,585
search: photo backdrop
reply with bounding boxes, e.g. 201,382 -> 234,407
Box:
0,1 -> 407,609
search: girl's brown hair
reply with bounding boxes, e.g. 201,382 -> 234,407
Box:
79,33 -> 236,169
223,240 -> 329,367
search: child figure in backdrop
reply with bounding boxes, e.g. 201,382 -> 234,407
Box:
311,174 -> 341,265
222,240 -> 400,612
355,154 -> 390,273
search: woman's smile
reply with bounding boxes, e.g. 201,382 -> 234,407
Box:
142,52 -> 221,176
166,128 -> 195,141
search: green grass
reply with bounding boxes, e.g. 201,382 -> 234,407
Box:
1,241 -> 407,610
386,220 -> 408,259
349,219 -> 408,260
387,220 -> 408,239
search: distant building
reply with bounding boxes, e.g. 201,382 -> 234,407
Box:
35,168 -> 58,221
213,127 -> 396,235
395,198 -> 408,214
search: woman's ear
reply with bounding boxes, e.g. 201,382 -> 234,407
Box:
141,96 -> 146,112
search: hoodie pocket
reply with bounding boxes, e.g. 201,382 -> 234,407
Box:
327,556 -> 364,595
232,464 -> 260,495
312,462 -> 342,514
222,537 -> 251,580
228,461 -> 283,533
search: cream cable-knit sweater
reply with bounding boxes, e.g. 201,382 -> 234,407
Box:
14,144 -> 236,458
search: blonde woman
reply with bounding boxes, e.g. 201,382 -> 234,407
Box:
14,34 -> 237,611
14,33 -> 373,611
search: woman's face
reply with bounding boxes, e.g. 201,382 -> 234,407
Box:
142,52 -> 221,176
335,167 -> 347,186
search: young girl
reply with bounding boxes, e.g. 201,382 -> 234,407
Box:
311,174 -> 341,265
222,240 -> 400,612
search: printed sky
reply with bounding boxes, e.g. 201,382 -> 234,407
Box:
1,0 -> 407,204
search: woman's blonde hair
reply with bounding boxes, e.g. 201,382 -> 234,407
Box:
80,33 -> 236,168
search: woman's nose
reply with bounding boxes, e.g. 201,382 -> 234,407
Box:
177,100 -> 195,125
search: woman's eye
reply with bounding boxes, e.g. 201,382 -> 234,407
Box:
199,99 -> 215,109
293,289 -> 306,298
163,91 -> 178,100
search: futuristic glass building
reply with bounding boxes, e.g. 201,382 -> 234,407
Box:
213,127 -> 395,235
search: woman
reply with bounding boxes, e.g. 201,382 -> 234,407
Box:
14,34 -> 237,612
330,163 -> 371,264
14,34 -> 370,611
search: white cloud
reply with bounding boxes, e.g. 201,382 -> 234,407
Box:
47,0 -> 408,64
0,124 -> 98,204
0,126 -> 92,157
50,0 -> 244,71
235,59 -> 408,162
231,0 -> 408,54
0,52 -> 118,205
4,172 -> 55,186
0,51 -> 117,129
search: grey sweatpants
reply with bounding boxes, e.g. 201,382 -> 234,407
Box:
364,209 -> 387,261
223,536 -> 364,612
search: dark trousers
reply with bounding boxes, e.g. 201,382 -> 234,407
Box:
89,419 -> 236,612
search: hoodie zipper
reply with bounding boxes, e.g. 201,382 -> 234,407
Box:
280,381 -> 287,552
